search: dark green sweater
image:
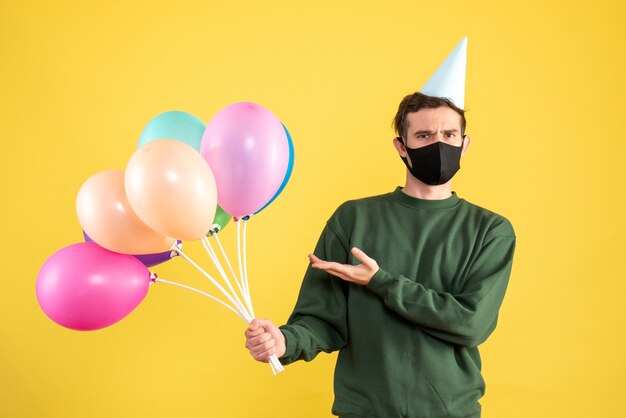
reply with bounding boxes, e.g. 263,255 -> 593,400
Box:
279,187 -> 516,418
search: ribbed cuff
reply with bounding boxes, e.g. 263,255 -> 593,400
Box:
366,268 -> 393,296
278,325 -> 301,365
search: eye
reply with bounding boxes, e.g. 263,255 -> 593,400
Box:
445,132 -> 456,138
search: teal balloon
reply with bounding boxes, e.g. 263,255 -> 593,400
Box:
138,111 -> 205,151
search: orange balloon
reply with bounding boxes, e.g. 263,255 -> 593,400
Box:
125,139 -> 217,241
76,170 -> 176,254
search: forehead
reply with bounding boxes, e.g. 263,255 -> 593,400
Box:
405,107 -> 462,132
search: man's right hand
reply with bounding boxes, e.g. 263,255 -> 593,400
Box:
244,318 -> 286,363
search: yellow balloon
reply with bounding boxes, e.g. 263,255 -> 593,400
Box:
125,139 -> 218,241
76,170 -> 175,254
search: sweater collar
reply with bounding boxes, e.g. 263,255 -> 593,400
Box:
392,186 -> 461,210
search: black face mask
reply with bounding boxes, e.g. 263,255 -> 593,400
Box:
398,137 -> 464,185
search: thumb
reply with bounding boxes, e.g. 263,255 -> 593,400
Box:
351,247 -> 373,265
251,318 -> 275,331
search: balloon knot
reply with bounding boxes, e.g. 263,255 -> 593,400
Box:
149,272 -> 158,283
207,224 -> 221,236
242,215 -> 250,221
170,240 -> 182,253
170,240 -> 182,257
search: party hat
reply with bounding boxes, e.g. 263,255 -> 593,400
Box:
420,37 -> 467,109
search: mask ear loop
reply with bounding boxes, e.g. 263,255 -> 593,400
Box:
459,134 -> 467,149
396,136 -> 414,169
395,136 -> 412,164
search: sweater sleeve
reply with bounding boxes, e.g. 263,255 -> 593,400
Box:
366,226 -> 516,348
278,222 -> 350,365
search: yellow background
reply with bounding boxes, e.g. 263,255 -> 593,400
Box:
1,0 -> 624,417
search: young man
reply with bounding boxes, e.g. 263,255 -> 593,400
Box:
246,40 -> 516,417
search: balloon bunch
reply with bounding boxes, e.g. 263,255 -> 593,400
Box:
36,103 -> 294,375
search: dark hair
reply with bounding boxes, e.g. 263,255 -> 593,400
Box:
393,92 -> 466,138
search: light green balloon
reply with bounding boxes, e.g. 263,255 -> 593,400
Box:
138,111 -> 205,151
210,205 -> 232,234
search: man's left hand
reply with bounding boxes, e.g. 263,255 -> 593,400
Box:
309,247 -> 379,286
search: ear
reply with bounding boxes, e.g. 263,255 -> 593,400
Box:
393,137 -> 407,158
461,135 -> 471,156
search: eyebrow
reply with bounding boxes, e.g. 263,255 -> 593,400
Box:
413,129 -> 459,136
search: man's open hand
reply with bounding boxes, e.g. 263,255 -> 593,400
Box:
309,247 -> 379,286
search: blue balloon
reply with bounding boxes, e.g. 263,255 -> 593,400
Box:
138,111 -> 205,151
254,123 -> 295,214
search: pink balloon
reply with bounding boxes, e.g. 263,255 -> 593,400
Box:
36,242 -> 151,331
201,102 -> 289,218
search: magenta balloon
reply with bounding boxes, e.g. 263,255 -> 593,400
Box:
201,102 -> 289,218
36,242 -> 151,331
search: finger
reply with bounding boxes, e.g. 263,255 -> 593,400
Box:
311,259 -> 344,270
309,254 -> 323,263
251,318 -> 274,329
247,319 -> 260,332
245,325 -> 265,338
251,346 -> 276,363
310,261 -> 328,270
314,262 -> 353,278
249,318 -> 277,334
249,338 -> 276,357
326,263 -> 354,276
247,332 -> 273,349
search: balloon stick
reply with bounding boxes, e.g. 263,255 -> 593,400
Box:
210,228 -> 282,373
211,232 -> 250,314
242,216 -> 255,317
152,274 -> 281,374
200,236 -> 252,320
151,274 -> 245,322
173,244 -> 252,323
239,216 -> 284,374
